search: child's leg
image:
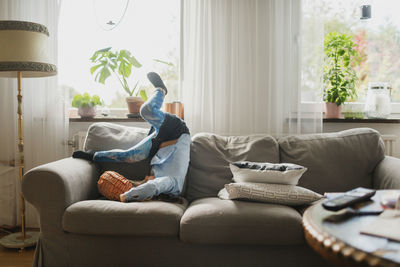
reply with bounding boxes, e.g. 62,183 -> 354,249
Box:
93,131 -> 156,163
74,89 -> 165,164
73,74 -> 168,163
140,88 -> 166,130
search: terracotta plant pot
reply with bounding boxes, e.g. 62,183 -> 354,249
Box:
78,106 -> 96,118
126,97 -> 144,114
325,102 -> 342,118
164,101 -> 184,119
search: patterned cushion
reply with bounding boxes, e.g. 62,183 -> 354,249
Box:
230,161 -> 307,185
218,182 -> 322,206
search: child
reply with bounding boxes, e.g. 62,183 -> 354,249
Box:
73,72 -> 190,202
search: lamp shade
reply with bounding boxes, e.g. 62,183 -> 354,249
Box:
0,20 -> 57,78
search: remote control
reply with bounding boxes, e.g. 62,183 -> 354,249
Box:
322,187 -> 376,211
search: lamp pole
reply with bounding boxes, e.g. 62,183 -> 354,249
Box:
17,71 -> 27,242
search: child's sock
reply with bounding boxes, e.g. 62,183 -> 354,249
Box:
121,183 -> 157,202
147,72 -> 168,95
72,150 -> 95,162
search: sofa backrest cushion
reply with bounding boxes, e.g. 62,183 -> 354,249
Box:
278,128 -> 385,194
84,122 -> 149,151
184,133 -> 279,201
83,122 -> 151,180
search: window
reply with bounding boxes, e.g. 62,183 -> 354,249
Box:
58,0 -> 180,110
302,0 -> 400,109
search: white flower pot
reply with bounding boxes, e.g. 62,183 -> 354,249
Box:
78,106 -> 96,118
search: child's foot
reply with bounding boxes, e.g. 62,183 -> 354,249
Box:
123,184 -> 157,202
120,194 -> 127,202
147,72 -> 168,95
72,150 -> 95,162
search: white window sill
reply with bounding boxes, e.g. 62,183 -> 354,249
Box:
69,108 -> 137,120
301,102 -> 400,114
323,118 -> 400,123
69,117 -> 145,122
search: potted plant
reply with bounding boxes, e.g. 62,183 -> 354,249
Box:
323,32 -> 360,118
72,93 -> 102,118
90,47 -> 147,115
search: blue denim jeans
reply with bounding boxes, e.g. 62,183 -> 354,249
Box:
93,89 -> 166,163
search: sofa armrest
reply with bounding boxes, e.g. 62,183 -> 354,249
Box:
373,156 -> 400,190
22,157 -> 99,232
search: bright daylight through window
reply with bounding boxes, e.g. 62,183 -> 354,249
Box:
302,0 -> 400,112
58,0 -> 180,115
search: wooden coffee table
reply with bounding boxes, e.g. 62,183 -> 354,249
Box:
303,191 -> 400,266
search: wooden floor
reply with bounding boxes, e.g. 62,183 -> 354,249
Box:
0,231 -> 35,267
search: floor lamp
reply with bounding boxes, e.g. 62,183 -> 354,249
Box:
0,20 -> 57,249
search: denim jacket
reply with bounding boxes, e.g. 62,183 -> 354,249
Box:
148,133 -> 191,195
125,133 -> 191,200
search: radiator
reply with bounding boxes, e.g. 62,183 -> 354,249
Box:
0,165 -> 16,227
68,131 -> 87,155
382,135 -> 397,156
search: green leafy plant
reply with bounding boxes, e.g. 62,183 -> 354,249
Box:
72,93 -> 102,108
90,47 -> 147,101
323,32 -> 361,105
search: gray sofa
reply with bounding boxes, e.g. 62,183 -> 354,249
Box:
22,126 -> 400,267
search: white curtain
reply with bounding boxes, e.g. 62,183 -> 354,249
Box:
181,0 -> 323,136
0,0 -> 68,228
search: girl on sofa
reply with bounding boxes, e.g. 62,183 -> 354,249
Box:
73,72 -> 190,202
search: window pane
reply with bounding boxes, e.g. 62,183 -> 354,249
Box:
301,0 -> 324,102
58,0 -> 180,108
302,0 -> 400,103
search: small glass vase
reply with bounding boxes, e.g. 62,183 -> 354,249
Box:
364,82 -> 391,119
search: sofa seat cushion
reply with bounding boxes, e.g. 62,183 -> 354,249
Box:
63,199 -> 188,237
180,197 -> 304,245
278,128 -> 385,194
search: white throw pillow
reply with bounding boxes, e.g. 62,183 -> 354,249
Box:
230,161 -> 307,185
218,182 -> 322,206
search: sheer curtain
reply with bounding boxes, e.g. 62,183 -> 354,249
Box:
181,0 -> 323,136
0,0 -> 68,228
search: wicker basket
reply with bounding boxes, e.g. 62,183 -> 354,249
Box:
98,171 -> 133,201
